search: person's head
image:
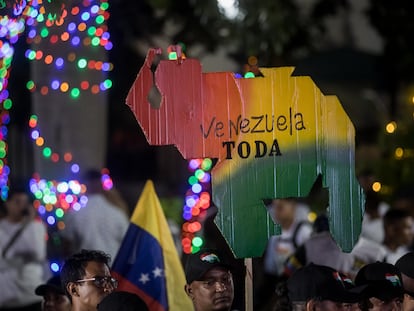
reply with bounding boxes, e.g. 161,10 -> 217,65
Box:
35,275 -> 71,311
396,252 -> 414,311
287,263 -> 360,311
267,198 -> 298,228
354,262 -> 404,311
392,186 -> 414,216
61,249 -> 117,311
383,209 -> 414,248
5,187 -> 32,221
83,169 -> 104,194
184,249 -> 234,311
97,291 -> 149,311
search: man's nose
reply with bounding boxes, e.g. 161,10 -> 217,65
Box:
215,281 -> 227,292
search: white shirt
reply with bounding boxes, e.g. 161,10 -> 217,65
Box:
0,218 -> 46,307
264,220 -> 313,275
62,194 -> 129,260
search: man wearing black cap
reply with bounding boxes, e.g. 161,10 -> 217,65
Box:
184,249 -> 234,311
287,263 -> 360,311
396,252 -> 414,311
354,261 -> 404,311
35,275 -> 71,311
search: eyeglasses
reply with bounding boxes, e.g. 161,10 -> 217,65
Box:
76,276 -> 118,289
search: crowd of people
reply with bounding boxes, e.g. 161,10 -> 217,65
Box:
1,169 -> 414,310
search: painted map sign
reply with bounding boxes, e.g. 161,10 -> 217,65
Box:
126,48 -> 364,258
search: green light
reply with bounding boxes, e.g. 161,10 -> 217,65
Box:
55,208 -> 64,218
87,26 -> 96,36
43,147 -> 52,158
36,14 -> 44,22
201,158 -> 212,171
0,68 -> 6,78
0,149 -> 5,158
3,98 -> 12,110
168,52 -> 177,60
35,190 -> 43,199
4,57 -> 12,66
95,15 -> 104,24
192,246 -> 201,253
195,169 -> 205,180
192,237 -> 203,247
0,141 -> 5,149
103,79 -> 112,88
40,27 -> 49,38
26,80 -> 35,90
70,88 -> 80,98
100,2 -> 109,10
28,50 -> 36,60
77,58 -> 87,69
188,176 -> 198,185
91,37 -> 100,46
244,72 -> 255,78
30,114 -> 38,121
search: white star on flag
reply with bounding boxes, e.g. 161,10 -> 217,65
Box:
139,273 -> 150,284
153,267 -> 163,278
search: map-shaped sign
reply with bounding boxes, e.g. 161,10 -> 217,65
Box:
126,48 -> 364,258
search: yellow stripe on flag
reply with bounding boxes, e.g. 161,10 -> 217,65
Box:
131,180 -> 193,310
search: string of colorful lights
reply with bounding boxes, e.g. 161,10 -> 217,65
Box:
181,158 -> 213,254
23,0 -> 112,272
0,14 -> 26,200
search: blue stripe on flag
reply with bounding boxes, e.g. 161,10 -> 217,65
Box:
112,223 -> 168,310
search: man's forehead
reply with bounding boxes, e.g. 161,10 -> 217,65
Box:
84,261 -> 110,275
202,267 -> 231,278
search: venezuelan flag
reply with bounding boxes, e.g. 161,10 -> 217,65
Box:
111,180 -> 193,311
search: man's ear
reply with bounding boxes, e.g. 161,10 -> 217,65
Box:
67,282 -> 78,298
306,299 -> 317,311
184,284 -> 194,299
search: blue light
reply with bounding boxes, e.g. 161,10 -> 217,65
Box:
55,57 -> 64,69
71,36 -> 80,46
68,22 -> 77,32
50,262 -> 60,272
81,12 -> 90,21
71,163 -> 80,173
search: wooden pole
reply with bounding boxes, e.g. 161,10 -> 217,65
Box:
245,258 -> 253,311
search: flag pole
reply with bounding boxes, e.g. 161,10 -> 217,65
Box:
245,258 -> 253,311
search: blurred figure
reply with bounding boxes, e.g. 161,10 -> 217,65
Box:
0,186 -> 47,310
61,249 -> 117,311
34,275 -> 71,311
361,190 -> 388,244
395,252 -> 414,311
97,291 -> 148,311
287,263 -> 360,311
284,214 -> 354,277
184,249 -> 234,311
354,262 -> 404,311
61,169 -> 129,260
264,198 -> 313,276
382,209 -> 413,264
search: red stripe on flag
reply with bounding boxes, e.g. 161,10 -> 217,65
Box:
112,271 -> 165,311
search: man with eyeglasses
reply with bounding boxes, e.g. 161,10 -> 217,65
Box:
184,249 -> 234,311
396,252 -> 414,311
61,249 -> 118,311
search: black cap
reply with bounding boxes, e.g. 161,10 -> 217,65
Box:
287,263 -> 360,303
35,275 -> 65,296
395,252 -> 414,296
97,291 -> 149,311
185,249 -> 231,284
395,252 -> 414,278
354,262 -> 404,301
